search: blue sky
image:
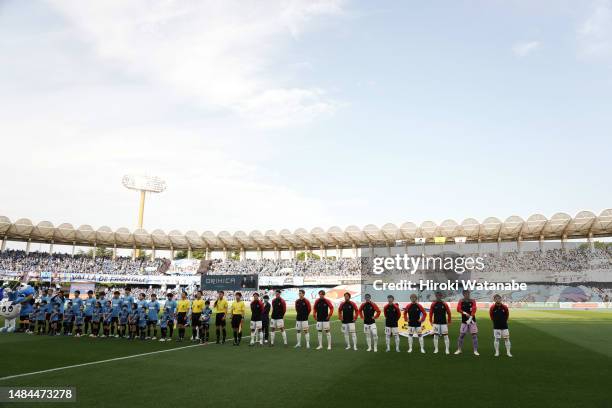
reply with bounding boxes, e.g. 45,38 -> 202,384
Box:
0,0 -> 611,234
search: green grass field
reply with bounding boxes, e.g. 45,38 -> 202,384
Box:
1,310 -> 611,408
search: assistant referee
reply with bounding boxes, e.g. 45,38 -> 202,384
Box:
176,292 -> 190,342
213,290 -> 228,344
191,291 -> 205,341
229,292 -> 245,346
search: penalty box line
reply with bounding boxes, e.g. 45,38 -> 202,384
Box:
0,321 -> 335,381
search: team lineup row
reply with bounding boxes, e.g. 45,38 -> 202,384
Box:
11,285 -> 513,357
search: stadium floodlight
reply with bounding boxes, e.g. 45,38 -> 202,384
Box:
122,174 -> 167,230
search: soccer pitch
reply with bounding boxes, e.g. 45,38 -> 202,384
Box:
1,310 -> 611,408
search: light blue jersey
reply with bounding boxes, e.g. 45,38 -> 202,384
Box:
160,310 -> 172,328
84,297 -> 96,317
103,304 -> 113,323
97,296 -> 107,308
41,296 -> 52,313
138,309 -> 147,328
137,298 -> 147,312
201,307 -> 213,324
63,309 -> 74,323
72,297 -> 83,314
122,295 -> 134,310
164,299 -> 177,315
111,297 -> 122,317
74,310 -> 84,325
147,300 -> 160,321
119,308 -> 129,325
129,309 -> 139,325
50,296 -> 65,314
92,307 -> 101,323
15,285 -> 35,316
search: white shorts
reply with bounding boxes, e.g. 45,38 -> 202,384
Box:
433,324 -> 448,335
270,319 -> 284,329
408,326 -> 421,336
493,329 -> 510,339
384,327 -> 399,335
363,323 -> 378,336
316,321 -> 331,331
295,320 -> 309,331
250,320 -> 262,330
341,323 -> 356,333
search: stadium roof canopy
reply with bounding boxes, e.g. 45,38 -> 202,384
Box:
0,209 -> 611,251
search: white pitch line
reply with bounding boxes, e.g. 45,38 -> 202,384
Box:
0,322 -> 334,381
0,342 -> 205,381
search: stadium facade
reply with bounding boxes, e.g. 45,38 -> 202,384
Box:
0,209 -> 611,260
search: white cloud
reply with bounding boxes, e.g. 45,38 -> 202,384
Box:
0,120 -> 336,233
45,0 -> 344,128
577,0 -> 612,60
0,1 -> 347,235
512,41 -> 541,57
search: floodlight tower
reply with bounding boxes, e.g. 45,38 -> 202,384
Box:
122,174 -> 167,256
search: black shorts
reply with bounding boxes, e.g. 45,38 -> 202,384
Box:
231,315 -> 243,329
84,316 -> 92,323
191,313 -> 201,326
111,316 -> 119,324
215,313 -> 226,326
177,312 -> 187,325
147,320 -> 158,326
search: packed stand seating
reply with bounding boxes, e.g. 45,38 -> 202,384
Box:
207,258 -> 363,277
0,250 -> 165,276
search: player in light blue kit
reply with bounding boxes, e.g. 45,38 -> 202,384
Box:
83,290 -> 96,335
119,305 -> 130,338
63,301 -> 74,335
41,289 -> 53,333
28,305 -> 37,334
50,290 -> 66,323
122,287 -> 134,310
36,301 -> 47,335
163,293 -> 177,340
11,283 -> 36,333
91,302 -> 102,337
71,290 -> 83,316
102,300 -> 112,337
50,303 -> 61,335
159,307 -> 173,342
74,305 -> 85,337
110,291 -> 122,337
200,300 -> 213,343
138,306 -> 148,340
147,293 -> 160,340
128,303 -> 139,340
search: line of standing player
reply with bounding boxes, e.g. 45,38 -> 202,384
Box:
209,288 -> 512,356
